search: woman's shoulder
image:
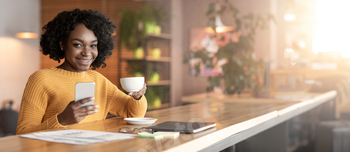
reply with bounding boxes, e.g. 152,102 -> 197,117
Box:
29,68 -> 54,79
25,68 -> 55,87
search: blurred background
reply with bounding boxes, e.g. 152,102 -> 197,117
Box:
1,0 -> 350,145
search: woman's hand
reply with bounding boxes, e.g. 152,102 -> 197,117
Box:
129,83 -> 147,100
57,97 -> 98,126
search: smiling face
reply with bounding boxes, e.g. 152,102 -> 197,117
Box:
59,23 -> 98,72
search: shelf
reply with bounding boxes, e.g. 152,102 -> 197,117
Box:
145,56 -> 171,62
147,33 -> 171,39
121,56 -> 171,62
119,31 -> 172,112
147,103 -> 170,111
147,80 -> 171,86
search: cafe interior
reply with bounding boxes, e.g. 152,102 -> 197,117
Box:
1,0 -> 350,151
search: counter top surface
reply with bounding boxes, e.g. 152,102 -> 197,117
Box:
0,91 -> 337,152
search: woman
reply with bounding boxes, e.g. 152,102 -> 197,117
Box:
16,9 -> 147,134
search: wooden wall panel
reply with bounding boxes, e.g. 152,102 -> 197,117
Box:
41,0 -> 144,85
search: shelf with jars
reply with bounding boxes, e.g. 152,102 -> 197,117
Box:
118,33 -> 171,111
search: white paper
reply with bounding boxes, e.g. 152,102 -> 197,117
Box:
20,129 -> 137,145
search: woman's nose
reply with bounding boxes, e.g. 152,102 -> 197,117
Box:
81,47 -> 91,56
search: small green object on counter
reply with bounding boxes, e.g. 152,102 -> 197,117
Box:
138,132 -> 163,139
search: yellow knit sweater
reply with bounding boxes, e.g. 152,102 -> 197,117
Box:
16,67 -> 147,134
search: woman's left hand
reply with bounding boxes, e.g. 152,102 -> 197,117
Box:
129,83 -> 147,100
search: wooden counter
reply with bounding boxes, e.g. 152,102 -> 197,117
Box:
0,91 -> 336,152
181,91 -> 320,104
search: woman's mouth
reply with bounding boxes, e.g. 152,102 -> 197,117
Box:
77,58 -> 92,65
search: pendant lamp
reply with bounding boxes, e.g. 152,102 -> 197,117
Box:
205,0 -> 235,33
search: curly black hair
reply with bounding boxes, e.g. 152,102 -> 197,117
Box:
40,8 -> 117,69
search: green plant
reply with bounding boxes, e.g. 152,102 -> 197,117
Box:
118,5 -> 163,51
126,60 -> 145,76
126,61 -> 159,80
145,86 -> 166,107
186,0 -> 275,95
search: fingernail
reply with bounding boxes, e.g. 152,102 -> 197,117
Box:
94,105 -> 99,108
95,110 -> 98,113
90,97 -> 95,100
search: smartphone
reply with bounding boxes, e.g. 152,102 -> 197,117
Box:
75,82 -> 95,107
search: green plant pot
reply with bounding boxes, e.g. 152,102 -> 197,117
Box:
149,72 -> 160,83
153,97 -> 161,107
154,25 -> 161,35
151,48 -> 161,59
134,47 -> 144,59
145,22 -> 156,34
133,72 -> 144,77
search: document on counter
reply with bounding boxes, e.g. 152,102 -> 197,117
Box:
20,129 -> 137,145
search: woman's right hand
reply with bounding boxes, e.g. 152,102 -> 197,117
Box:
57,97 -> 98,126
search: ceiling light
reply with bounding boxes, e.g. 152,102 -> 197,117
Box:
16,32 -> 38,39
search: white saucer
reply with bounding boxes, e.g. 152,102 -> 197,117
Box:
124,117 -> 157,125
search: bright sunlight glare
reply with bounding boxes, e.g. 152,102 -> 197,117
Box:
312,0 -> 350,58
284,14 -> 296,21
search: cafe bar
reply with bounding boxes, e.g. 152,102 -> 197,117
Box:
0,0 -> 349,152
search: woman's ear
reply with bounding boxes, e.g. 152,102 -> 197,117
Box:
59,41 -> 63,51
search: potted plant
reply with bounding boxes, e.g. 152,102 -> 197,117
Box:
118,5 -> 167,108
144,86 -> 166,107
118,5 -> 163,52
185,0 -> 276,95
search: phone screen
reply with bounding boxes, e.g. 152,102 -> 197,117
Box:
75,82 -> 95,107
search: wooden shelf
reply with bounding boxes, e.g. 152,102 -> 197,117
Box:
147,80 -> 171,86
119,32 -> 172,112
121,56 -> 171,62
147,103 -> 170,111
147,33 -> 171,39
145,56 -> 171,62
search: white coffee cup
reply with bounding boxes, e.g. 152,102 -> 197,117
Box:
120,77 -> 144,92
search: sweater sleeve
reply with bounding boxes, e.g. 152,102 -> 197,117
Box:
16,99 -> 65,134
108,85 -> 147,118
16,72 -> 65,135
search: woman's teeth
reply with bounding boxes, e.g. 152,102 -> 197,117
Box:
78,59 -> 90,63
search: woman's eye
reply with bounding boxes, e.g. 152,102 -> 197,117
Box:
91,44 -> 97,49
73,43 -> 82,48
